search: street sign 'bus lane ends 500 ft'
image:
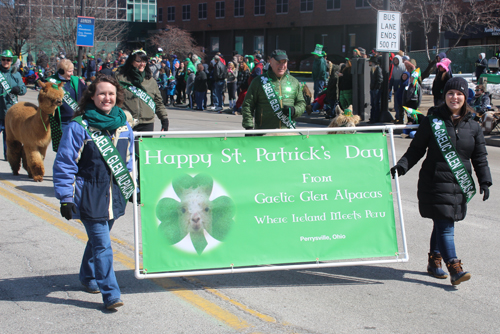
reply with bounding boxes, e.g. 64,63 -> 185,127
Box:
376,11 -> 401,53
76,16 -> 95,48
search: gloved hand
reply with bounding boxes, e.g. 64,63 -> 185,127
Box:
390,165 -> 405,179
480,183 -> 490,201
282,105 -> 296,117
161,118 -> 169,131
10,86 -> 21,95
128,191 -> 141,204
60,202 -> 76,220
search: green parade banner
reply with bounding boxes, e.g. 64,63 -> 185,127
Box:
139,133 -> 398,274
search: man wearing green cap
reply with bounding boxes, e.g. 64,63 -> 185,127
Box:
0,50 -> 27,159
311,44 -> 328,99
242,49 -> 305,131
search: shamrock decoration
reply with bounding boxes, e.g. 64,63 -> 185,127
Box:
156,173 -> 235,254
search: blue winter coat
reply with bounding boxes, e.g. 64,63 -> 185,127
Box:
53,117 -> 134,222
166,80 -> 176,95
0,65 -> 27,119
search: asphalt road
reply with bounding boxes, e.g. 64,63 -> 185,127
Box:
0,89 -> 499,333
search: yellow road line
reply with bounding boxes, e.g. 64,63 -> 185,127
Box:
0,183 -> 252,331
0,177 -> 135,252
185,277 -> 277,324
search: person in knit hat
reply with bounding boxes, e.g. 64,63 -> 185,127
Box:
432,58 -> 452,106
391,76 -> 492,286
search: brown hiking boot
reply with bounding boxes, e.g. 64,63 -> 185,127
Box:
446,259 -> 471,286
427,252 -> 448,279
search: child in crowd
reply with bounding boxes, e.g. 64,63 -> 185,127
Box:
166,76 -> 176,106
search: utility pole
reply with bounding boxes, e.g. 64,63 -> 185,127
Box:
379,0 -> 393,122
77,0 -> 85,77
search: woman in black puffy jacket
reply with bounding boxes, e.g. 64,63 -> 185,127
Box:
391,77 -> 492,286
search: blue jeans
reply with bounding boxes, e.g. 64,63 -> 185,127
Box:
79,219 -> 121,304
195,91 -> 206,110
214,81 -> 225,108
370,89 -> 381,122
0,119 -> 6,160
314,80 -> 325,99
430,219 -> 457,263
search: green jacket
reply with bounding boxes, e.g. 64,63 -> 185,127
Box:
242,70 -> 305,130
0,65 -> 26,119
312,57 -> 328,82
115,72 -> 168,125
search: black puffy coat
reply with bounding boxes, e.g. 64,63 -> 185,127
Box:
396,105 -> 492,221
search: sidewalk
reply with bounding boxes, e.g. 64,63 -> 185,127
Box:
296,93 -> 500,147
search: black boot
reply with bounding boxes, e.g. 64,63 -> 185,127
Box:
446,259 -> 471,286
427,252 -> 448,279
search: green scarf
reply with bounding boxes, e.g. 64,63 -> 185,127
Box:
128,67 -> 146,91
83,103 -> 127,131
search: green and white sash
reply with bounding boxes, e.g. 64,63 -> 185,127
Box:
429,115 -> 476,203
48,77 -> 79,111
119,81 -> 156,113
260,76 -> 295,129
0,71 -> 18,104
47,76 -> 80,151
74,116 -> 135,200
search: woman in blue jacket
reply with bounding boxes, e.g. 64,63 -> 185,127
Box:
53,76 -> 134,310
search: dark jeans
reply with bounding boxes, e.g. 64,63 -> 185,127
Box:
430,219 -> 457,263
195,91 -> 206,110
314,80 -> 325,99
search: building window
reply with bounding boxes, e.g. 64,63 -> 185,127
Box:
254,0 -> 265,15
211,37 -> 220,52
234,0 -> 244,17
276,0 -> 288,14
254,36 -> 264,54
157,7 -> 163,22
300,0 -> 313,12
327,0 -> 340,10
198,3 -> 207,19
167,6 -> 175,21
349,33 -> 356,47
235,36 -> 244,55
182,5 -> 190,20
216,1 -> 225,18
355,0 -> 370,8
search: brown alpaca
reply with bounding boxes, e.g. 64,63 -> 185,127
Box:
328,104 -> 361,134
5,81 -> 64,182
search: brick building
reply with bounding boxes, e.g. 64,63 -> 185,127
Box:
156,0 -> 386,67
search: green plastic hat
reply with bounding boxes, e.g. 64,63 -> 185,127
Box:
311,44 -> 324,56
1,50 -> 14,58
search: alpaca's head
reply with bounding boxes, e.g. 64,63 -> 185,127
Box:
178,186 -> 213,235
38,81 -> 64,114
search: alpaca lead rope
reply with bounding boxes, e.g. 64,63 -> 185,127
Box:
40,109 -> 48,132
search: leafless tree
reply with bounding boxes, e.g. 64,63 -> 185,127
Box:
149,25 -> 205,61
414,0 -> 500,79
37,0 -> 128,60
0,0 -> 43,56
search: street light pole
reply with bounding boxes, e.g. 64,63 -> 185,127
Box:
77,0 -> 85,77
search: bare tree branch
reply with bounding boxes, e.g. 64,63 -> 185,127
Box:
149,25 -> 205,61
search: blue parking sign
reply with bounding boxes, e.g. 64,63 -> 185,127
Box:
76,16 -> 95,47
